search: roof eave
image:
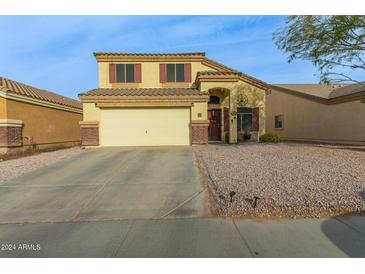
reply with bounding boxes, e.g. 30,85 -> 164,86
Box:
269,84 -> 365,104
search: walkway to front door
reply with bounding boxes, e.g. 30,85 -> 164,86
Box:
208,109 -> 221,141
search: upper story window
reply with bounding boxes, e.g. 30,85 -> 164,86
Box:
116,64 -> 135,83
160,63 -> 191,83
109,63 -> 141,84
166,64 -> 185,82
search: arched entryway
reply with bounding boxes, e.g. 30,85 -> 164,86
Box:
208,88 -> 230,142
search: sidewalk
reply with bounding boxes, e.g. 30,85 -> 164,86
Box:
0,215 -> 364,257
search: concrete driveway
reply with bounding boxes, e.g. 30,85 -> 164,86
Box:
0,147 -> 206,223
0,147 -> 365,257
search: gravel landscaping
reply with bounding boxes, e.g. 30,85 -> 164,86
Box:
0,147 -> 84,183
194,143 -> 365,218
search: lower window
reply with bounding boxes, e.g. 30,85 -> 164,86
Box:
274,115 -> 283,129
237,107 -> 252,131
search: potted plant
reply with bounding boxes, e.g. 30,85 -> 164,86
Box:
243,128 -> 252,140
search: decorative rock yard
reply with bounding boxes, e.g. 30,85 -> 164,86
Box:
194,143 -> 365,218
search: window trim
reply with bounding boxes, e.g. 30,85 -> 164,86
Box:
274,114 -> 284,129
115,64 -> 135,83
166,63 -> 185,83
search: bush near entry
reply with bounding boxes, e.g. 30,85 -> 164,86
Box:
259,133 -> 282,143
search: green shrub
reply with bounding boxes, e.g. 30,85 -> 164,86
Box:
259,133 -> 282,143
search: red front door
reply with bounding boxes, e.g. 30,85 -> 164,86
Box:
208,109 -> 221,141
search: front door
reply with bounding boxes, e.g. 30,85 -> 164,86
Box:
208,109 -> 221,141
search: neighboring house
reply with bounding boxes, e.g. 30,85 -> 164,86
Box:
266,83 -> 365,145
0,77 -> 83,154
78,52 -> 268,147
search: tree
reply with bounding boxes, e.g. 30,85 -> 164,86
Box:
273,16 -> 365,83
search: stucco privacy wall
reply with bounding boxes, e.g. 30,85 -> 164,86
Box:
98,61 -> 214,88
200,80 -> 266,143
266,91 -> 365,145
6,99 -> 82,148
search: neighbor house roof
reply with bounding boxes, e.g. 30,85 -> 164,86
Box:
270,82 -> 365,104
271,84 -> 336,99
328,82 -> 365,98
79,87 -> 208,97
0,77 -> 82,111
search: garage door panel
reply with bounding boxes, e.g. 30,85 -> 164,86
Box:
100,108 -> 190,146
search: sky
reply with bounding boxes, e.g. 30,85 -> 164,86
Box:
0,16 -> 352,99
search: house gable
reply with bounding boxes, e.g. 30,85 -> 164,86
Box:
93,52 -> 267,90
95,53 -> 214,89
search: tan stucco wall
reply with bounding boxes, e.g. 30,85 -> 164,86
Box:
266,90 -> 365,145
191,102 -> 208,121
0,97 -> 7,118
98,61 -> 216,88
90,58 -> 265,145
6,99 -> 82,146
83,103 -> 101,121
83,102 -> 206,123
200,80 -> 266,143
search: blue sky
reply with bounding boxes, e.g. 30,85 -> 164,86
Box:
0,16 -> 345,99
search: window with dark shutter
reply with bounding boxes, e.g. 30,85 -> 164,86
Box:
237,107 -> 253,131
126,64 -> 134,82
166,63 -> 185,82
116,64 -> 135,83
166,64 -> 175,82
116,64 -> 126,83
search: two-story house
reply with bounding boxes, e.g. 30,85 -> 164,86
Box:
78,52 -> 268,147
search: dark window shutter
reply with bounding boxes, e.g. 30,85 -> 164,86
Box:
159,63 -> 166,83
224,107 -> 229,132
252,107 -> 259,131
109,63 -> 116,83
134,64 -> 142,83
184,63 -> 191,82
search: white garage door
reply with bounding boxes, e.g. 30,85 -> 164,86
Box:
100,108 -> 190,146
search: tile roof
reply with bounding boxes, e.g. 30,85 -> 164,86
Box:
271,84 -> 336,99
271,82 -> 365,100
328,82 -> 365,98
93,52 -> 205,57
202,58 -> 267,88
197,71 -> 240,76
0,77 -> 82,110
93,52 -> 268,89
203,57 -> 239,72
79,88 -> 208,97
